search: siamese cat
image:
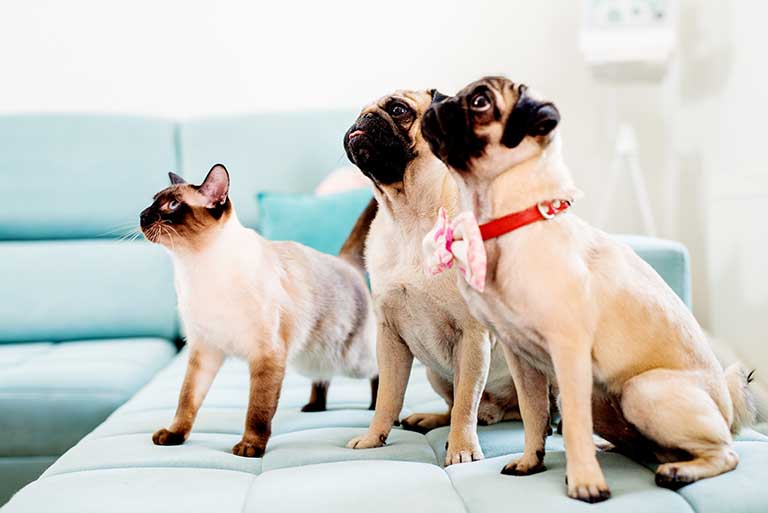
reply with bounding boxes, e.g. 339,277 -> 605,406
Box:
140,164 -> 378,457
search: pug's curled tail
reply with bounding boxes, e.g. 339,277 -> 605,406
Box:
339,197 -> 378,274
725,364 -> 757,434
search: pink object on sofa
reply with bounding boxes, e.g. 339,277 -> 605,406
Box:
314,166 -> 371,196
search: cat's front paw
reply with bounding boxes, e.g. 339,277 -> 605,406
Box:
152,428 -> 186,446
232,440 -> 266,458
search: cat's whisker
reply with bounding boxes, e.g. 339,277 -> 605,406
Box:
123,229 -> 145,243
117,228 -> 142,242
100,222 -> 141,237
162,222 -> 180,239
161,225 -> 176,251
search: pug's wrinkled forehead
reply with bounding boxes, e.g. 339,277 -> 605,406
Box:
344,89 -> 445,186
422,76 -> 560,172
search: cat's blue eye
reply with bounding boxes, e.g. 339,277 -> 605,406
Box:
167,200 -> 179,210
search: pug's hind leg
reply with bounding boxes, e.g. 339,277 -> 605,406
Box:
621,369 -> 738,489
500,346 -> 549,476
301,380 -> 329,412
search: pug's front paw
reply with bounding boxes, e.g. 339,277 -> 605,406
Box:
346,432 -> 387,449
445,431 -> 484,465
401,412 -> 451,434
501,450 -> 546,476
566,464 -> 611,503
152,428 -> 186,446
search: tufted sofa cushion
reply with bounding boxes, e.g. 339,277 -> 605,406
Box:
0,338 -> 176,503
4,349 -> 767,513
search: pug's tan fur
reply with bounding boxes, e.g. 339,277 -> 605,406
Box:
344,90 -> 520,465
423,77 -> 754,500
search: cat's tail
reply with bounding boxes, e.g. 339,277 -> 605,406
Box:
339,197 -> 378,274
725,364 -> 757,434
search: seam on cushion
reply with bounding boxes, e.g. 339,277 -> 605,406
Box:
443,468 -> 472,513
38,464 -> 261,479
239,473 -> 261,513
673,489 -> 700,513
116,404 -> 373,414
88,423 -> 373,440
87,431 -> 245,441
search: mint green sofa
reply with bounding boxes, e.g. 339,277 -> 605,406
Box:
2,113 -> 766,513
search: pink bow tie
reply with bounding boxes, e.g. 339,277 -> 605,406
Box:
422,207 -> 487,292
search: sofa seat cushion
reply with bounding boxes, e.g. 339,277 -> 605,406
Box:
5,347 -> 768,513
0,338 -> 176,457
4,235 -> 764,512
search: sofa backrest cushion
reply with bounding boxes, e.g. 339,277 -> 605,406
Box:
615,234 -> 692,308
0,115 -> 178,241
177,111 -> 357,228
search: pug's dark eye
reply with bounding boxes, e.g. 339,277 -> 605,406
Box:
470,93 -> 491,112
388,102 -> 410,118
166,200 -> 179,211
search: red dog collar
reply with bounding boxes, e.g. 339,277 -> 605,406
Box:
479,199 -> 572,241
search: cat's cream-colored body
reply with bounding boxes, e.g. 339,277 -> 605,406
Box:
142,165 -> 377,456
173,213 -> 376,380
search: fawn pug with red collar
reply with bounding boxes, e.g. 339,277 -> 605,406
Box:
420,76 -> 755,501
140,165 -> 377,457
342,90 -> 521,465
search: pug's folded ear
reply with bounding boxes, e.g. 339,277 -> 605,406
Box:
501,84 -> 560,149
429,89 -> 449,104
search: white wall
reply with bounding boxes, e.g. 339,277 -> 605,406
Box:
675,0 -> 768,403
0,0 -> 613,215
2,1 -> 766,392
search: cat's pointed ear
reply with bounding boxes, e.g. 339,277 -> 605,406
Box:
198,164 -> 230,207
168,172 -> 187,185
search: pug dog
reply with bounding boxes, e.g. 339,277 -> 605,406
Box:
420,76 -> 755,501
342,89 -> 521,465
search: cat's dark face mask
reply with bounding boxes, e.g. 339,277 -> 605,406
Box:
140,165 -> 232,249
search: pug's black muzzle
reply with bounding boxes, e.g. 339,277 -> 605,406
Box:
422,98 -> 484,172
344,112 -> 414,185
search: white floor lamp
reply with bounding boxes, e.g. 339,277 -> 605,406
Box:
580,0 -> 677,236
